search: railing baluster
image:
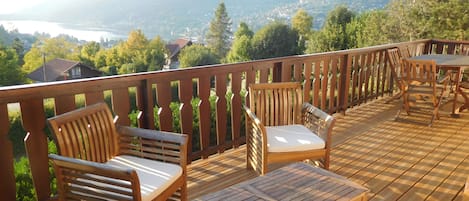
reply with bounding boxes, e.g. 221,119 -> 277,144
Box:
54,95 -> 76,114
330,57 -> 338,113
303,60 -> 313,104
321,58 -> 330,110
85,91 -> 104,105
342,54 -> 352,113
198,76 -> 211,158
112,88 -> 131,126
156,82 -> 173,131
215,73 -> 228,153
313,60 -> 320,107
231,72 -> 242,147
0,103 -> 15,201
141,79 -> 155,129
179,79 -> 194,161
21,99 -> 50,201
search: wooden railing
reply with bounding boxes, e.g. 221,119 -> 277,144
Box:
1,39 -> 468,200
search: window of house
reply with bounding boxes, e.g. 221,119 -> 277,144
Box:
70,67 -> 81,78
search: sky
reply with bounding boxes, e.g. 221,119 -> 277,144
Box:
0,0 -> 44,14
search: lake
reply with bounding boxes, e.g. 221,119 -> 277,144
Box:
0,20 -> 125,41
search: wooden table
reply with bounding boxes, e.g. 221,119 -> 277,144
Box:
195,163 -> 368,201
409,54 -> 469,116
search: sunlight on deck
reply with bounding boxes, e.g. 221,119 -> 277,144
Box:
187,97 -> 469,200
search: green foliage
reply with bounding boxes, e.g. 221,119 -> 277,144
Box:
429,0 -> 469,40
15,140 -> 57,201
292,9 -> 313,37
93,30 -> 168,74
79,41 -> 100,67
250,22 -> 300,60
226,35 -> 252,63
14,157 -> 35,201
206,2 -> 232,58
292,9 -> 313,53
0,45 -> 24,86
179,44 -> 219,68
226,22 -> 254,63
234,22 -> 254,39
22,36 -> 80,74
12,38 -> 25,66
147,36 -> 168,71
348,10 -> 390,48
307,5 -> 355,53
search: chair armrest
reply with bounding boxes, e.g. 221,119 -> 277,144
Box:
243,105 -> 268,174
116,126 -> 188,166
243,105 -> 268,142
49,154 -> 141,201
301,103 -> 335,142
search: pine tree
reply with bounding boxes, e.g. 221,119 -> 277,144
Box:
206,2 -> 232,59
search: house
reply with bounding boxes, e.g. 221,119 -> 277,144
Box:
165,38 -> 192,70
27,58 -> 102,82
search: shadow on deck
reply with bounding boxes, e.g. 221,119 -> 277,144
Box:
187,97 -> 469,200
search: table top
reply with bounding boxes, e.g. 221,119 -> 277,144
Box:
196,162 -> 369,201
409,54 -> 469,67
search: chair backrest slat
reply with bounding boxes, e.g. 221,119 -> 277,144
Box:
401,59 -> 438,92
387,48 -> 404,80
249,82 -> 303,126
48,103 -> 119,163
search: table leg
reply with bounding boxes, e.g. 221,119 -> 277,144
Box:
451,69 -> 462,117
458,86 -> 469,112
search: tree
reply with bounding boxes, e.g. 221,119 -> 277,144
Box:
12,38 -> 25,65
80,41 -> 100,66
226,22 -> 253,63
234,22 -> 253,39
250,22 -> 299,60
179,44 -> 219,68
349,10 -> 390,48
147,36 -> 168,71
22,36 -> 80,73
206,2 -> 232,59
0,45 -> 24,86
292,9 -> 313,53
307,5 -> 355,53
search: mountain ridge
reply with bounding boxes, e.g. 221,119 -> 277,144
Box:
0,0 -> 389,41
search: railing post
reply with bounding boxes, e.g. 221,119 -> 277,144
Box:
338,54 -> 351,114
272,62 -> 282,82
138,79 -> 155,129
21,99 -> 50,201
0,103 -> 15,201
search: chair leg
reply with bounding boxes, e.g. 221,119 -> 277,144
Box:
323,155 -> 330,170
386,91 -> 402,103
403,93 -> 411,115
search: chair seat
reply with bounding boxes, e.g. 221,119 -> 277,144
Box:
408,84 -> 444,95
266,124 -> 325,152
107,155 -> 183,201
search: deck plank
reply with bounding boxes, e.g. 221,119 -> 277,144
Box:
187,97 -> 469,200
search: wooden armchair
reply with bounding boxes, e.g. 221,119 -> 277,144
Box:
398,59 -> 450,126
48,102 -> 188,201
244,82 -> 335,175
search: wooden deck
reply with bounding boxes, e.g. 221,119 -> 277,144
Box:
186,97 -> 469,200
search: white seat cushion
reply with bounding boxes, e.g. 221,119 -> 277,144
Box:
106,155 -> 182,201
266,124 -> 325,152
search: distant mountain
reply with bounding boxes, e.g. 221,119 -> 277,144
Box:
0,0 -> 389,41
